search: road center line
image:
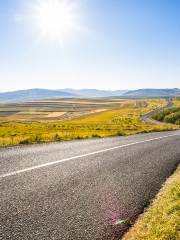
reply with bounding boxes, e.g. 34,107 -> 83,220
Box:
0,133 -> 180,179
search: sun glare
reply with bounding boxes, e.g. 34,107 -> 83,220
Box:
31,0 -> 80,43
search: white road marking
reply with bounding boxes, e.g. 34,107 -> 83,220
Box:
0,133 -> 180,179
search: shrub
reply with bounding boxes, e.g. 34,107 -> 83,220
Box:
92,134 -> 101,138
19,138 -> 30,144
152,107 -> 180,124
117,131 -> 125,136
164,111 -> 180,124
54,133 -> 62,141
32,135 -> 42,142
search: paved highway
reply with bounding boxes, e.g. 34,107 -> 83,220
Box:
0,131 -> 180,240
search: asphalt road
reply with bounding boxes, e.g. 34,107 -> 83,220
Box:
0,131 -> 180,240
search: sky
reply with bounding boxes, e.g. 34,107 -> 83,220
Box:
0,0 -> 180,92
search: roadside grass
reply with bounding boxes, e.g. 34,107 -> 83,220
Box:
0,99 -> 178,146
122,165 -> 180,240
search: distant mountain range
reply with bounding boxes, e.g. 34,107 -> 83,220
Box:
0,89 -> 75,103
60,89 -> 127,97
124,88 -> 180,97
0,88 -> 179,103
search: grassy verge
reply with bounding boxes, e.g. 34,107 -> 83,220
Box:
0,99 -> 178,146
122,166 -> 180,240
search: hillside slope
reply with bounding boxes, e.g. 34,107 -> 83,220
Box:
0,89 -> 76,103
61,89 -> 127,97
124,88 -> 180,97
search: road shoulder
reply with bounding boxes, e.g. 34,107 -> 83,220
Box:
122,165 -> 180,240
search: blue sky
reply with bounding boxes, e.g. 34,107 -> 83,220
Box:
0,0 -> 180,92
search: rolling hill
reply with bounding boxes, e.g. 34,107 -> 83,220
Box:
0,89 -> 76,103
0,88 -> 127,103
0,88 -> 179,103
61,89 -> 127,97
123,88 -> 180,97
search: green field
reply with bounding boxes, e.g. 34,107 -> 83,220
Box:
123,165 -> 180,240
0,98 -> 179,146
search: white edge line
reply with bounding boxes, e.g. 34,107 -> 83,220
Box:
0,133 -> 180,179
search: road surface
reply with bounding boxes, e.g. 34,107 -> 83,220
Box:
0,131 -> 180,240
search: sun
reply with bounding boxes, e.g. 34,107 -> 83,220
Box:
31,0 -> 80,43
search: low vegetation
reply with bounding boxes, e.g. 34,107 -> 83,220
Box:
0,99 -> 178,146
122,165 -> 180,240
152,98 -> 180,124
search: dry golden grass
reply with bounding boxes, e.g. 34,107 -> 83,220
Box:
0,99 -> 178,146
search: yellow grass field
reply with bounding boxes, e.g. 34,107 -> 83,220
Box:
0,98 -> 179,146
